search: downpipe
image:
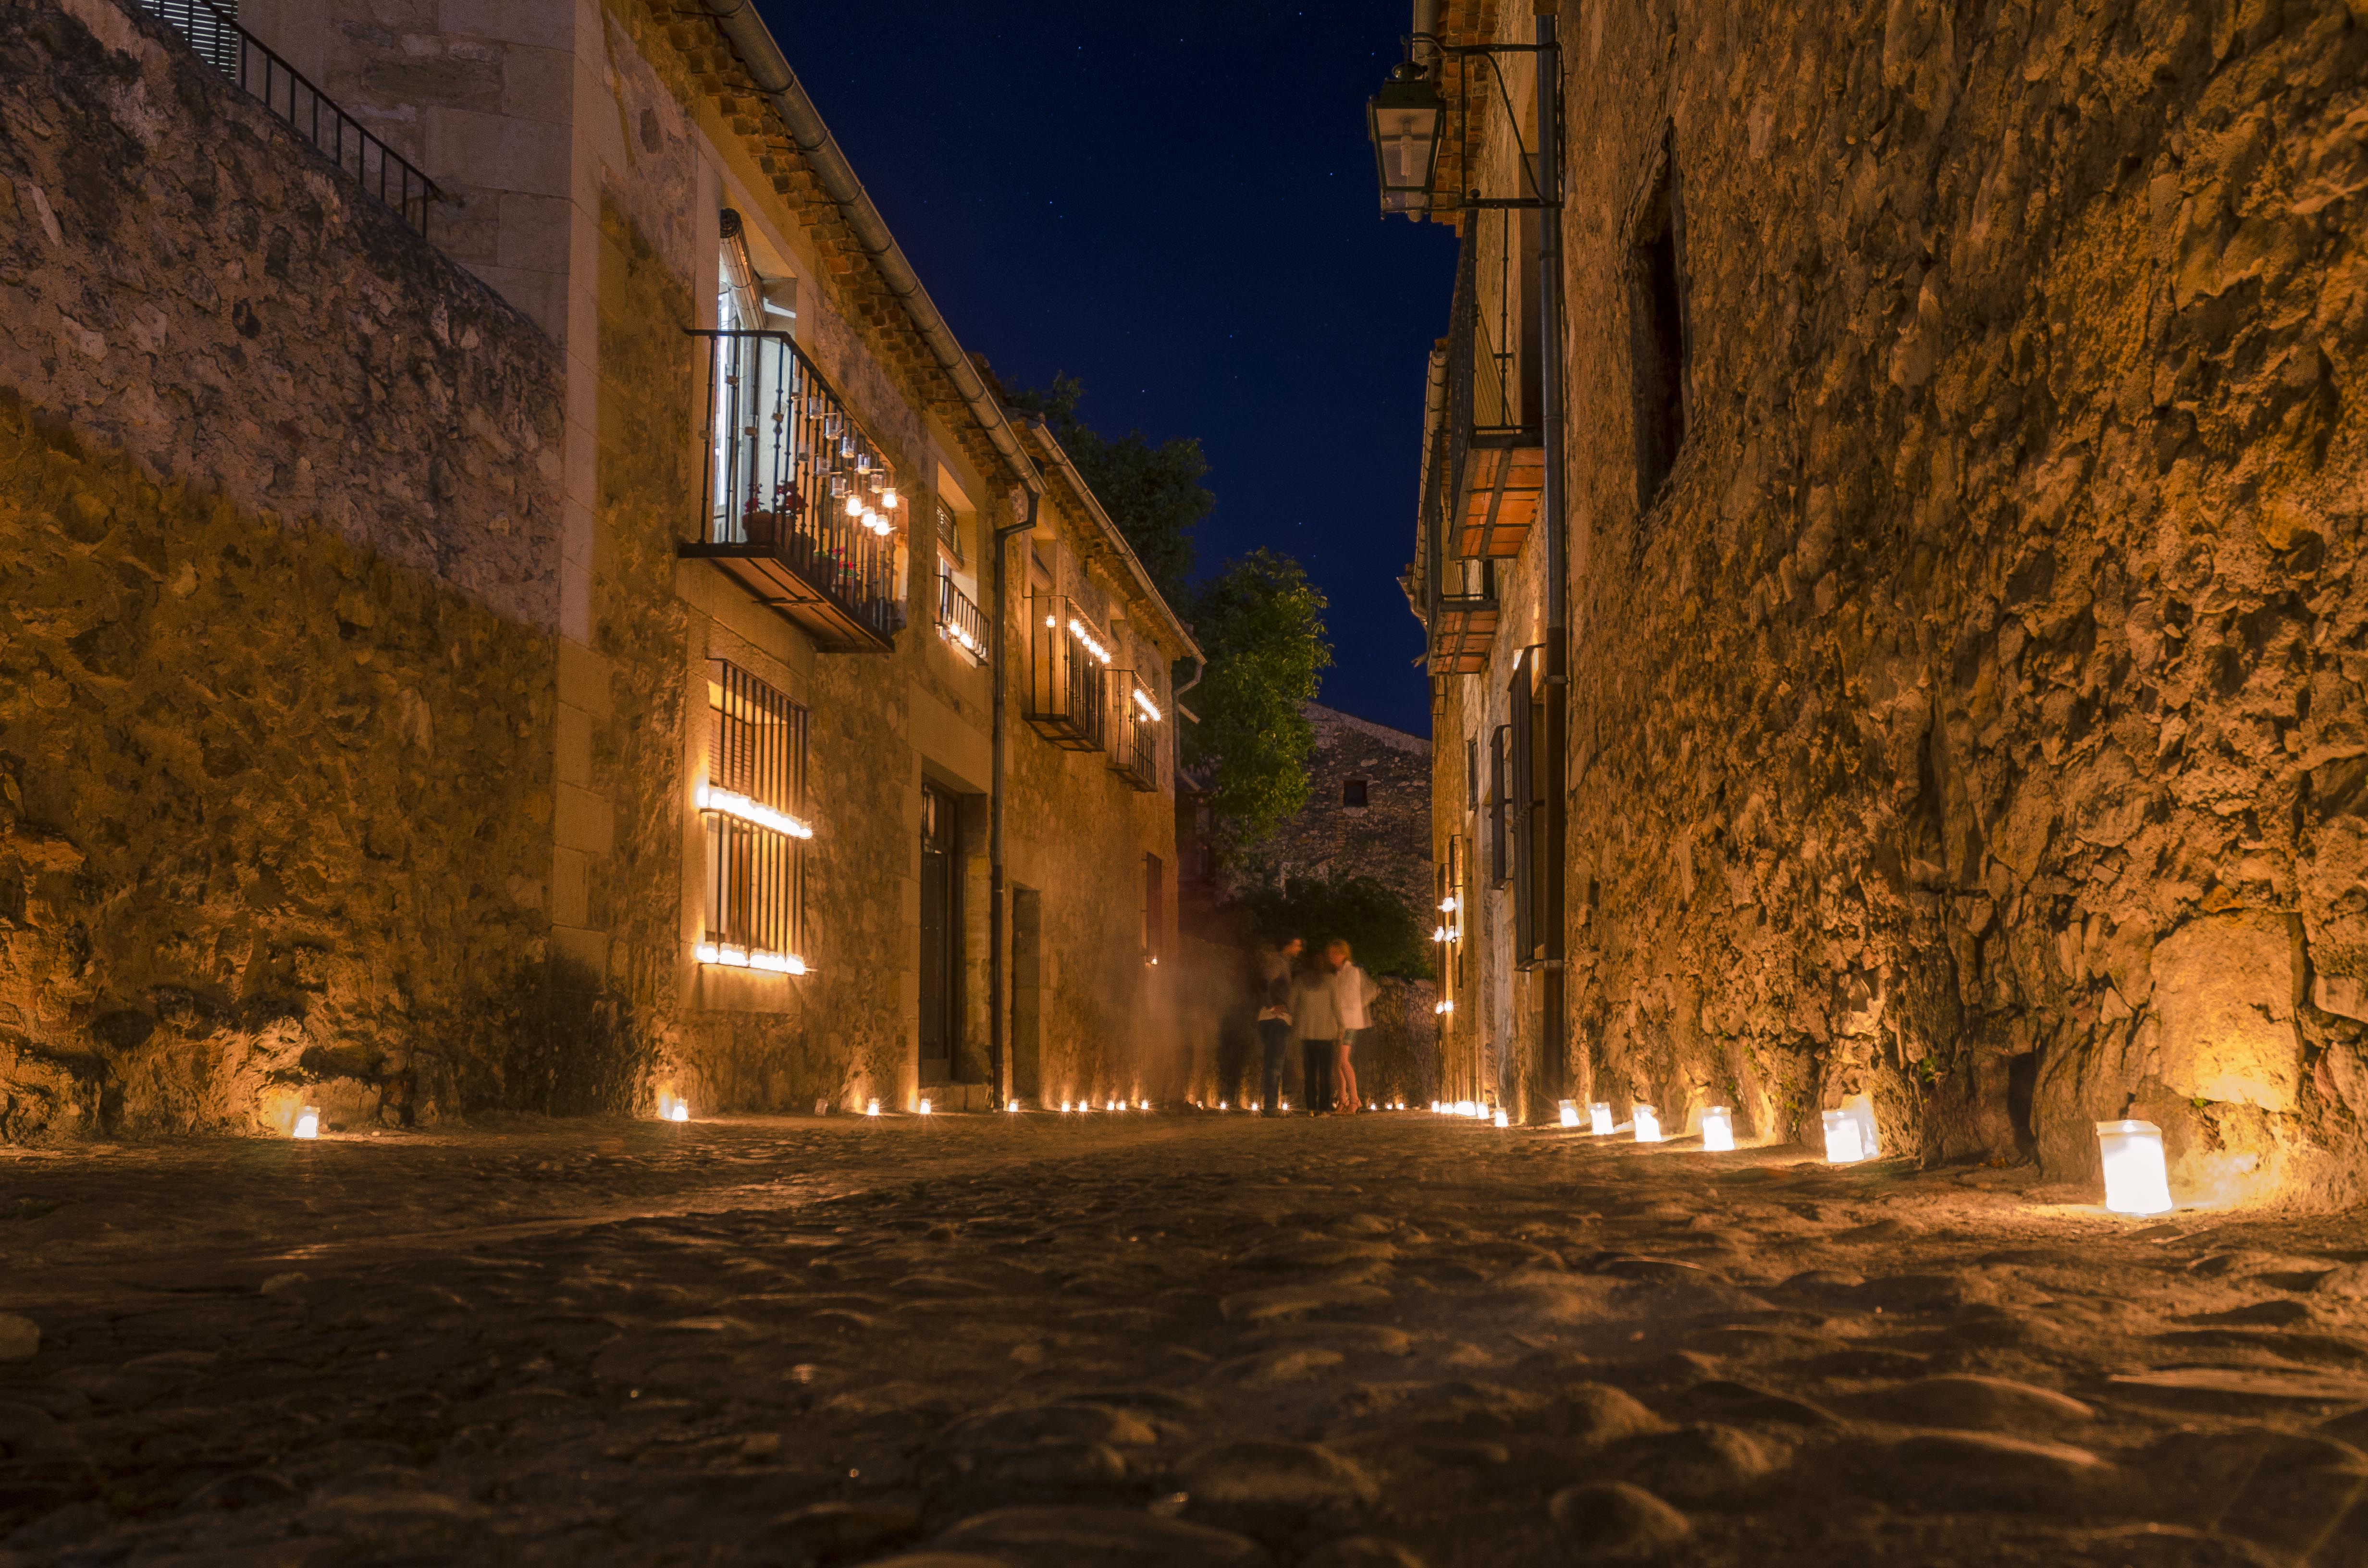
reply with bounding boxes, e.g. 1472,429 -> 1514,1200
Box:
1536,2 -> 1569,1119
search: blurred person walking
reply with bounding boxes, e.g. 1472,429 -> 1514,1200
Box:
1255,937 -> 1303,1115
1289,944 -> 1344,1114
1330,940 -> 1371,1114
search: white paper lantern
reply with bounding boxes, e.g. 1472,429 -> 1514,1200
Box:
1702,1106 -> 1734,1152
1590,1102 -> 1614,1136
917,1098 -> 933,1116
2096,1119 -> 2173,1215
1821,1109 -> 1866,1163
1559,1101 -> 1581,1128
293,1107 -> 320,1140
667,1101 -> 689,1124
1633,1105 -> 1663,1143
865,1099 -> 881,1117
1493,1109 -> 1510,1128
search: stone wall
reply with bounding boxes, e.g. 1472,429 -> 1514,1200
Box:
1240,703 -> 1433,916
1560,0 -> 2368,1204
0,0 -> 569,1139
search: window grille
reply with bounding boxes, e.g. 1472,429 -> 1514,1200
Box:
1110,670 -> 1161,792
700,661 -> 809,968
936,498 -> 963,564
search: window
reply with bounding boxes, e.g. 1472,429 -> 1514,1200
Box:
1466,738 -> 1480,813
697,661 -> 809,971
1489,725 -> 1509,887
1342,778 -> 1369,810
1510,652 -> 1536,961
1630,132 -> 1690,510
936,497 -> 963,564
1143,854 -> 1165,967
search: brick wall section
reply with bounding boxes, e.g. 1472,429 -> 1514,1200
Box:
1559,0 -> 2368,1203
0,0 -> 567,1139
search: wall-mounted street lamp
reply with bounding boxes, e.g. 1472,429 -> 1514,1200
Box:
1367,61 -> 1446,218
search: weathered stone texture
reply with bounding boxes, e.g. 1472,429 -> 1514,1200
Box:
0,0 -> 568,1139
1561,0 -> 2368,1202
0,0 -> 564,629
1239,704 -> 1433,918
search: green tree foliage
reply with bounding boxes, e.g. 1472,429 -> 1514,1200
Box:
1003,373 -> 1208,608
1185,550 -> 1331,845
1233,875 -> 1432,981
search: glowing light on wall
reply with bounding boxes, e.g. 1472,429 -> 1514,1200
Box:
695,781 -> 814,839
2096,1119 -> 2173,1215
1439,896 -> 1458,913
1066,619 -> 1112,664
1591,1102 -> 1614,1136
695,942 -> 807,975
1702,1106 -> 1735,1152
293,1107 -> 320,1140
1633,1105 -> 1663,1143
1132,689 -> 1163,723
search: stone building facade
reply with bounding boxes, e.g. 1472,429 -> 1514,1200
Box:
1404,0 -> 2368,1207
0,0 -> 1196,1140
1234,703 -> 1432,917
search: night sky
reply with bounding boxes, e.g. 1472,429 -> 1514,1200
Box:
772,1 -> 1455,736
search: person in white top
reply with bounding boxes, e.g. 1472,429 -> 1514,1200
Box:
1327,940 -> 1372,1115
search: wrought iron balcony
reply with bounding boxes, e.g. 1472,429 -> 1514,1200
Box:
680,330 -> 902,652
1431,556 -> 1498,675
1110,673 -> 1162,792
936,568 -> 987,666
136,0 -> 438,234
1442,219 -> 1543,562
1024,593 -> 1109,752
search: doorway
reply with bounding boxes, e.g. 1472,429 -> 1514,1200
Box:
919,782 -> 962,1085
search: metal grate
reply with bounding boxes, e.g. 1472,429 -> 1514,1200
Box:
136,0 -> 440,235
936,497 -> 963,564
702,661 -> 808,962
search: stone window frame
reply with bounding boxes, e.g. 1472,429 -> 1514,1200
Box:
1623,122 -> 1693,516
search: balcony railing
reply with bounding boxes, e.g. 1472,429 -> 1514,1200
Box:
1024,593 -> 1109,751
136,0 -> 439,235
937,568 -> 987,666
1441,226 -> 1544,563
679,330 -> 903,652
1110,673 -> 1162,793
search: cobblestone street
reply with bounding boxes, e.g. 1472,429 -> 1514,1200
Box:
9,1114 -> 2368,1567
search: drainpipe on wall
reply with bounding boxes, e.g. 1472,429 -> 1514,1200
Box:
1536,0 -> 1569,1118
989,489 -> 1040,1107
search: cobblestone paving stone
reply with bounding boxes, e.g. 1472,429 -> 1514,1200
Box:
9,1113 -> 2368,1566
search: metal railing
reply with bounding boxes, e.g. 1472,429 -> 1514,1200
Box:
1110,674 -> 1161,792
1024,592 -> 1109,751
136,0 -> 440,235
937,568 -> 987,666
694,329 -> 901,646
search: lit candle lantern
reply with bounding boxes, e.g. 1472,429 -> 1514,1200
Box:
865,1099 -> 881,1117
1590,1102 -> 1614,1136
1702,1106 -> 1734,1152
1061,1101 -> 1073,1113
1219,1100 -> 1229,1110
293,1107 -> 320,1140
668,1101 -> 689,1123
918,1098 -> 933,1116
2096,1119 -> 2174,1215
1821,1109 -> 1867,1164
1138,1099 -> 1150,1111
1493,1109 -> 1509,1128
1559,1101 -> 1581,1128
1007,1099 -> 1020,1113
1281,1099 -> 1291,1111
1453,1100 -> 1473,1118
1633,1105 -> 1663,1143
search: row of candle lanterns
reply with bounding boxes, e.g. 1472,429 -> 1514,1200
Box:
1427,1097 -> 2178,1217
